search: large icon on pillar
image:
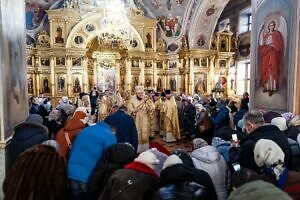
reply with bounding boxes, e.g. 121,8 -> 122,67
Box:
57,74 -> 66,93
73,74 -> 82,93
41,77 -> 50,93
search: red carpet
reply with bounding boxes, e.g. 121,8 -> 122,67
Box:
149,141 -> 171,155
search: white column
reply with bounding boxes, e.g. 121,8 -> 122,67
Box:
82,57 -> 88,93
125,59 -> 132,91
189,58 -> 194,95
139,59 -> 145,86
50,56 -> 55,96
93,59 -> 98,88
153,61 -> 157,89
66,56 -> 72,97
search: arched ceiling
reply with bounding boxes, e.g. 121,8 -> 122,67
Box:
26,0 -> 229,51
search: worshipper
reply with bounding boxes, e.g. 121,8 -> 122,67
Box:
80,94 -> 91,114
152,155 -> 212,200
254,139 -> 300,199
127,85 -> 155,153
172,149 -> 218,199
104,105 -> 138,151
86,143 -> 137,200
271,117 -> 288,132
230,111 -> 290,173
228,100 -> 238,114
286,115 -> 300,141
56,96 -> 70,110
233,100 -> 249,130
211,101 -> 230,133
175,95 -> 184,131
3,145 -> 69,200
29,96 -> 40,114
182,97 -> 196,137
59,104 -> 76,126
67,121 -> 116,199
148,148 -> 168,176
191,138 -> 228,200
194,103 -> 212,143
44,109 -> 63,138
89,87 -> 99,116
160,89 -> 180,142
228,180 -> 292,200
7,114 -> 49,170
99,151 -> 160,200
240,92 -> 249,111
56,106 -> 88,158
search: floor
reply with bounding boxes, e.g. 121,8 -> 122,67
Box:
151,134 -> 192,154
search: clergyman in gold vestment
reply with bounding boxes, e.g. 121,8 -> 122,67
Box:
161,89 -> 180,142
127,86 -> 155,153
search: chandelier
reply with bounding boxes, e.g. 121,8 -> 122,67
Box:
98,0 -> 131,49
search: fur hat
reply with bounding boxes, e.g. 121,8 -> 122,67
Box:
192,138 -> 208,150
26,114 -> 43,125
271,117 -> 287,131
135,86 -> 144,93
254,139 -> 285,167
281,112 -> 294,123
61,104 -> 75,115
61,96 -> 69,103
163,155 -> 183,169
135,151 -> 159,170
148,148 -> 168,175
42,140 -> 60,151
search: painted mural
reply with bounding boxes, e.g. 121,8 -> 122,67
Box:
252,0 -> 293,111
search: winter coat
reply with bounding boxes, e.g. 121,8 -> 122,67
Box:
7,122 -> 48,169
104,110 -> 138,151
67,122 -> 116,183
233,109 -> 247,131
212,137 -> 231,163
211,107 -> 229,131
99,161 -> 160,200
86,143 -> 137,200
56,111 -> 86,158
234,125 -> 290,173
286,116 -> 300,140
157,163 -> 218,200
228,180 -> 292,200
191,146 -> 228,200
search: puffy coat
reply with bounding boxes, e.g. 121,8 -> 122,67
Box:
56,111 -> 86,158
7,122 -> 48,169
67,122 -> 116,183
191,146 -> 228,200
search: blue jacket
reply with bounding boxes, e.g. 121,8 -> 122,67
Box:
67,122 -> 116,183
104,110 -> 138,151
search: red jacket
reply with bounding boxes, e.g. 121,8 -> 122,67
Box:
56,111 -> 86,158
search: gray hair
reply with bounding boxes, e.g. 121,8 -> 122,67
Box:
243,110 -> 265,125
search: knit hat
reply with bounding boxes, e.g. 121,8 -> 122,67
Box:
148,148 -> 168,175
194,103 -> 206,111
271,117 -> 287,131
163,155 -> 183,169
254,139 -> 285,167
281,112 -> 294,123
134,151 -> 159,170
192,138 -> 208,150
42,140 -> 60,151
26,114 -> 43,125
61,104 -> 75,115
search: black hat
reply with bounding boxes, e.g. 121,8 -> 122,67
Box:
165,89 -> 171,95
161,92 -> 166,97
154,92 -> 160,97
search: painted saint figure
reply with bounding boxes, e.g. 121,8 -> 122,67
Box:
259,20 -> 284,96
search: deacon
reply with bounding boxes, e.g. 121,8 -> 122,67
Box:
127,86 -> 155,153
161,89 -> 180,142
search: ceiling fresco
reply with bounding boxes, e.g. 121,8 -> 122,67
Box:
25,0 -> 229,51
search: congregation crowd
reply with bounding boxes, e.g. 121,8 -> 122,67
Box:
3,86 -> 300,200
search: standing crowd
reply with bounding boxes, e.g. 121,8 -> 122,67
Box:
4,87 -> 300,200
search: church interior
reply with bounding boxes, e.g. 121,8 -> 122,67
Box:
1,0 -> 300,199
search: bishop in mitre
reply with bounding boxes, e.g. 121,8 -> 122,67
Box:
127,86 -> 155,153
161,89 -> 180,142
